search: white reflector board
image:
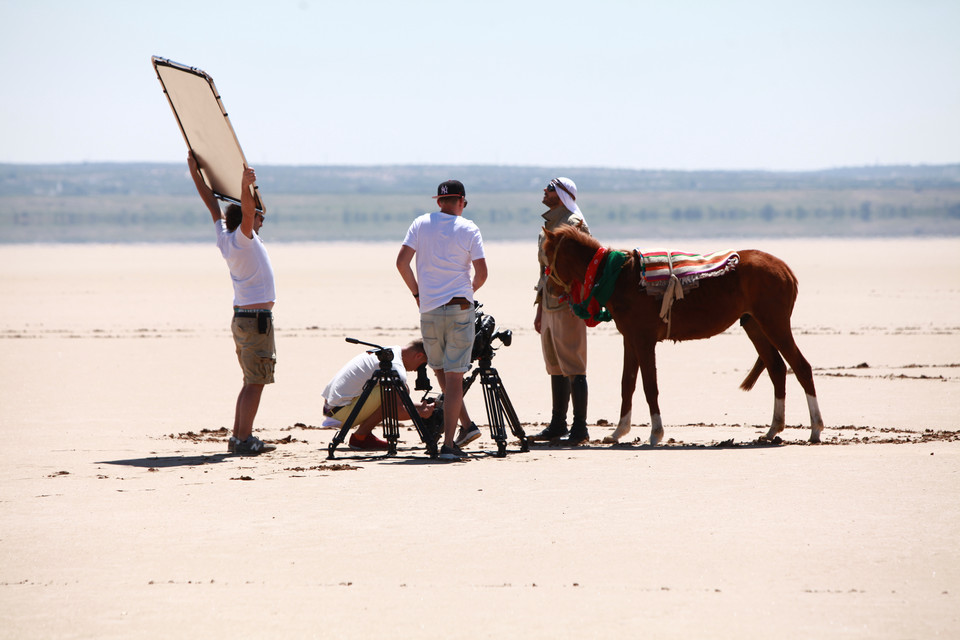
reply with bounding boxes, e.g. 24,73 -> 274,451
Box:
152,56 -> 264,212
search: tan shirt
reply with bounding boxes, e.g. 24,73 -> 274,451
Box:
535,206 -> 589,312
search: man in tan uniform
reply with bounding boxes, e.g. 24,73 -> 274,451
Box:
531,177 -> 590,445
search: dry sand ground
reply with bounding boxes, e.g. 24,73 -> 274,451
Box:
1,237 -> 958,639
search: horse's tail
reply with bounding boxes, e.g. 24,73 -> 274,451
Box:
740,357 -> 766,391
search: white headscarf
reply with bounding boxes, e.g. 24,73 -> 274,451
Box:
551,177 -> 581,217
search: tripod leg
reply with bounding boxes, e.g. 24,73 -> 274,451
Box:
480,369 -> 508,457
462,366 -> 479,397
379,378 -> 401,457
380,368 -> 439,458
484,367 -> 529,454
327,377 -> 380,459
499,382 -> 529,453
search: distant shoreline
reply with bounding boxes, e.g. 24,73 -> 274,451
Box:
3,163 -> 958,242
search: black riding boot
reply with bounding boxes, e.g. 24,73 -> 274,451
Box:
563,375 -> 589,445
530,375 -> 571,440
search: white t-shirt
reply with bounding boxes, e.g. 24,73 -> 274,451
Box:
322,346 -> 407,407
215,220 -> 276,307
402,211 -> 485,313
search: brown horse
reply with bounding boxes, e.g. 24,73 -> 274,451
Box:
541,225 -> 824,445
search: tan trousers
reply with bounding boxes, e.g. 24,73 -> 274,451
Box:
540,306 -> 587,376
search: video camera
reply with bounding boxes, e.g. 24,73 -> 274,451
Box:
470,301 -> 512,363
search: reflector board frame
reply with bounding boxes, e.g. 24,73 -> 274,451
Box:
152,56 -> 264,212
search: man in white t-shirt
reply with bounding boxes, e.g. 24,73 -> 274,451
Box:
396,180 -> 487,460
188,153 -> 276,456
321,340 -> 435,450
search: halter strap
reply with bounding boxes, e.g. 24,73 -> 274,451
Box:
544,234 -> 572,293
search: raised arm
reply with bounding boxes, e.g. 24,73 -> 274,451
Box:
240,167 -> 257,239
187,152 -> 222,223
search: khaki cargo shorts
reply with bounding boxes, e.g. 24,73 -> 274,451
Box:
232,314 -> 276,384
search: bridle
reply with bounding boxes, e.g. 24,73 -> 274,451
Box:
544,232 -> 628,326
544,234 -> 572,294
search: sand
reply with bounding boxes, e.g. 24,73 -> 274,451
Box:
1,237 -> 958,639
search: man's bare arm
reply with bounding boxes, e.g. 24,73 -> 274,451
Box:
472,258 -> 488,292
240,167 -> 257,239
187,153 -> 221,223
396,245 -> 419,306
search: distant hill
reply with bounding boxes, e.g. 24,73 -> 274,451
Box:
2,163 -> 959,242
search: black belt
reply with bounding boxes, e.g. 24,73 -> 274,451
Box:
323,401 -> 345,417
234,308 -> 273,333
234,309 -> 273,317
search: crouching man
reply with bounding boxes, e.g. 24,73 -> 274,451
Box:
321,339 -> 436,451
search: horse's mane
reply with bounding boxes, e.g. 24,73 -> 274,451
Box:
552,224 -> 601,251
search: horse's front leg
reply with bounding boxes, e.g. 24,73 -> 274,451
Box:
604,340 -> 638,444
637,341 -> 664,445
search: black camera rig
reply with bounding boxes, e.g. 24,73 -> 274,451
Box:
462,302 -> 529,457
326,338 -> 441,459
325,302 -> 529,459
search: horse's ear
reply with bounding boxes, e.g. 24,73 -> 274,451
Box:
542,226 -> 555,239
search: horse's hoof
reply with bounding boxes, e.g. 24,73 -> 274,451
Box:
602,435 -> 620,444
610,428 -> 631,440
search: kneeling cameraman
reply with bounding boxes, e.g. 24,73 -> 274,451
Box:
322,339 -> 436,451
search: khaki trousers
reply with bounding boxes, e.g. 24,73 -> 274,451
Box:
540,306 -> 587,376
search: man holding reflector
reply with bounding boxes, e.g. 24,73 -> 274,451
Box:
153,56 -> 277,455
189,152 -> 277,455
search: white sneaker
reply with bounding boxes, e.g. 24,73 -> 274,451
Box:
234,435 -> 276,456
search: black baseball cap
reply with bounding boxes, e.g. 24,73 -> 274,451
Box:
433,179 -> 466,198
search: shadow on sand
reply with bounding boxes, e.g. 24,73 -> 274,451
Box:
96,453 -> 233,469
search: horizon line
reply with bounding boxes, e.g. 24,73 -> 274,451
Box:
2,160 -> 959,174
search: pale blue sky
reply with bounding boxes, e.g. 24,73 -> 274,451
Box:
1,0 -> 958,170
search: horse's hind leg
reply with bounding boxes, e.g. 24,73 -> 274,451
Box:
741,314 -> 788,440
753,314 -> 824,443
604,339 -> 638,444
780,339 -> 823,443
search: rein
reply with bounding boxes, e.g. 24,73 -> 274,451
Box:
544,235 -> 572,293
545,235 -> 627,324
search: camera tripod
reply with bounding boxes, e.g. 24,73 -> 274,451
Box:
463,348 -> 529,458
327,339 -> 440,459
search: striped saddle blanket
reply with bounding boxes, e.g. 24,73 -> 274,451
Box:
637,249 -> 739,293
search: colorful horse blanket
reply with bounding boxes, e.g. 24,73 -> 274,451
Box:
637,249 -> 739,293
635,249 -> 739,338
